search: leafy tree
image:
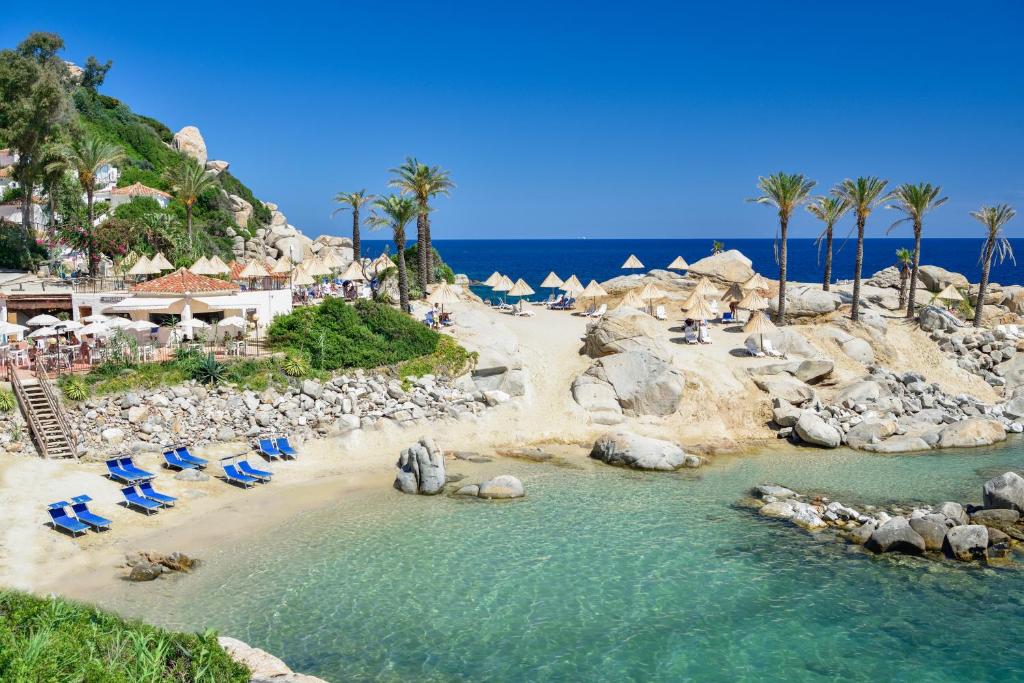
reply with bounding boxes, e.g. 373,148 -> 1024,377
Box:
748,172 -> 816,325
895,247 -> 913,310
15,32 -> 65,65
806,195 -> 850,292
711,240 -> 725,254
389,157 -> 454,294
833,177 -> 892,322
80,56 -> 112,91
163,158 -> 216,244
970,204 -> 1016,327
331,189 -> 375,262
60,132 -> 124,273
368,195 -> 419,313
886,183 -> 947,319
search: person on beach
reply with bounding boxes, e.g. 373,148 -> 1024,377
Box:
698,319 -> 711,344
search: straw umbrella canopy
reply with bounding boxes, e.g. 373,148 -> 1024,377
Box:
305,256 -> 332,277
618,289 -> 644,310
291,267 -> 314,287
26,314 -> 60,327
340,260 -> 366,281
580,279 -> 608,299
494,275 -> 515,292
690,277 -> 718,299
320,250 -> 345,270
238,259 -> 270,279
206,255 -> 231,275
539,272 -> 563,289
621,254 -> 645,269
719,283 -> 745,304
128,255 -> 160,276
743,273 -> 771,293
737,289 -> 770,311
188,255 -> 214,275
561,274 -> 583,294
482,271 -> 502,287
935,284 -> 964,303
271,256 -> 295,275
507,279 -> 535,298
637,282 -> 666,315
150,252 -> 174,271
371,254 -> 393,274
743,310 -> 778,350
427,282 -> 462,314
667,256 -> 689,271
684,296 -> 716,321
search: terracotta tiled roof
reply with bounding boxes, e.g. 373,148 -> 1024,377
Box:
227,261 -> 245,281
131,268 -> 237,294
111,182 -> 172,199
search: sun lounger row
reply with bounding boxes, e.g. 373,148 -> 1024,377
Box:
222,459 -> 273,488
580,303 -> 607,318
105,457 -> 155,484
257,436 -> 298,461
549,296 -> 576,310
162,446 -> 209,470
47,495 -> 111,536
121,483 -> 176,514
744,339 -> 785,358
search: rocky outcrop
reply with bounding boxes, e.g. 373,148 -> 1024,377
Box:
205,159 -> 229,175
937,417 -> 1007,449
455,309 -> 526,396
575,351 -> 684,417
228,194 -> 253,229
686,249 -> 754,283
172,125 -> 207,166
767,285 -> 842,319
865,517 -> 926,555
866,266 -> 901,289
926,320 -> 1019,387
124,550 -> 197,581
918,265 -> 969,292
589,431 -> 701,470
219,637 -> 328,682
983,472 -> 1024,513
394,438 -> 446,495
794,412 -> 841,448
943,525 -> 988,561
583,308 -> 670,360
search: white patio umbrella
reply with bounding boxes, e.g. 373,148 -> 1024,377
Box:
667,256 -> 689,271
104,317 -> 132,328
622,254 -> 645,269
482,271 -> 503,287
29,326 -> 58,338
54,320 -> 83,332
150,252 -> 174,271
125,319 -> 157,332
219,316 -> 249,328
207,255 -> 231,275
81,313 -> 108,323
0,321 -> 29,336
26,314 -> 60,327
77,321 -> 109,336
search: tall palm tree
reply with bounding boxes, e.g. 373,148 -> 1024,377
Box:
62,133 -> 123,275
331,190 -> 375,263
389,157 -> 454,294
40,145 -> 69,244
806,195 -> 851,292
833,177 -> 891,321
367,195 -> 419,313
748,172 -> 816,325
886,183 -> 947,318
970,204 -> 1016,327
895,247 -> 913,310
163,158 -> 216,245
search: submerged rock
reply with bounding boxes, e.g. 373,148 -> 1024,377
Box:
794,413 -> 841,448
590,432 -> 689,471
477,475 -> 525,499
394,438 -> 446,495
982,472 -> 1024,513
943,525 -> 989,561
865,518 -> 926,555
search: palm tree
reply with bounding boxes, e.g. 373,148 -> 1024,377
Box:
833,177 -> 892,321
970,204 -> 1016,327
367,195 -> 419,313
163,159 -> 216,245
331,190 -> 375,263
389,157 -> 454,294
748,172 -> 816,325
895,247 -> 913,310
886,183 -> 947,318
62,134 -> 123,275
806,195 -> 851,292
40,145 -> 69,244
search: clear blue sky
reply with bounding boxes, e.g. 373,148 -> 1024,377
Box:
5,2 -> 1023,239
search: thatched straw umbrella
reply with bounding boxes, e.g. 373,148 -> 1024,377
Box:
684,296 -> 715,321
561,274 -> 583,294
150,252 -> 174,271
690,276 -> 718,299
580,280 -> 608,309
128,255 -> 160,277
737,289 -> 770,312
340,260 -> 366,281
618,289 -> 645,310
206,255 -> 231,275
743,310 -> 777,351
667,256 -> 689,271
482,271 -> 503,287
621,254 -> 644,269
271,257 -> 294,274
935,284 -> 964,304
188,255 -> 214,275
743,273 -> 771,293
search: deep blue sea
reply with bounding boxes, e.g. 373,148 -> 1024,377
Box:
363,238 -> 1022,287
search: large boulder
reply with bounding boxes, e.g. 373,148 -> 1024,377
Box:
794,412 -> 841,448
583,308 -> 670,360
570,373 -> 623,425
997,355 -> 1024,395
768,285 -> 842,318
862,436 -> 932,453
908,517 -> 947,550
918,265 -> 969,293
477,475 -> 525,499
866,266 -> 901,289
228,194 -> 253,229
752,374 -> 814,405
455,309 -> 525,396
686,249 -> 754,283
918,306 -> 959,333
833,380 -> 884,406
580,351 -> 684,416
865,517 -> 926,555
793,359 -> 835,384
937,418 -> 1007,449
839,337 -> 875,365
172,125 -> 207,166
744,328 -> 820,358
219,637 -> 295,679
844,419 -> 898,450
943,525 -> 988,561
982,472 -> 1024,513
394,438 -> 446,495
590,431 -> 689,471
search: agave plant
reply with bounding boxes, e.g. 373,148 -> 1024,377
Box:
0,390 -> 15,412
61,377 -> 88,401
192,353 -> 226,385
281,353 -> 310,378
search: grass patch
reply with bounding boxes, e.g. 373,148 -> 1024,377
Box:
0,591 -> 249,681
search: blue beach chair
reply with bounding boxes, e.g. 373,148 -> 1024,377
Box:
47,503 -> 89,536
106,458 -> 139,484
120,486 -> 161,514
139,482 -> 177,507
237,460 -> 272,482
222,463 -> 258,488
162,449 -> 193,470
69,495 -> 111,531
257,438 -> 283,461
274,436 -> 298,459
117,457 -> 155,481
175,446 -> 208,469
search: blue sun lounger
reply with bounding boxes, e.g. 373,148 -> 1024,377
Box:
257,438 -> 283,461
237,460 -> 272,482
162,449 -> 194,470
120,486 -> 161,514
175,446 -> 208,469
106,458 -> 141,484
69,495 -> 111,531
222,463 -> 258,488
117,457 -> 155,481
47,503 -> 89,536
139,481 -> 177,507
274,436 -> 298,459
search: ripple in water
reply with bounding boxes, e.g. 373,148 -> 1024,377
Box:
104,442 -> 1024,682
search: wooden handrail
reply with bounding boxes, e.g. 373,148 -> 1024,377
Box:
8,365 -> 51,459
35,364 -> 77,457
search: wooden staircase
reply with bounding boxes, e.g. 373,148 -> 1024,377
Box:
8,366 -> 77,459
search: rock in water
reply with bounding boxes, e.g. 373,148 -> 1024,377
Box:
477,475 -> 525,499
865,517 -> 926,555
908,517 -> 947,550
937,418 -> 1007,449
982,472 -> 1024,513
589,432 -> 688,471
794,413 -> 841,448
936,502 -> 968,526
944,525 -> 989,561
128,563 -> 163,581
394,438 -> 446,495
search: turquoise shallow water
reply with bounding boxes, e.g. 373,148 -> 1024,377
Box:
104,441 -> 1024,682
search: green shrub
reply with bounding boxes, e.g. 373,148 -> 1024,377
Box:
60,377 -> 88,402
281,353 -> 311,378
0,590 -> 249,681
398,335 -> 476,381
0,390 -> 15,412
193,353 -> 226,385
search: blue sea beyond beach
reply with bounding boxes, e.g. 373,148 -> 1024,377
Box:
361,238 -> 1023,288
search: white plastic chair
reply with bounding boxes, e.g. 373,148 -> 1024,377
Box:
763,340 -> 785,358
590,304 -> 607,318
745,339 -> 765,357
655,305 -> 667,320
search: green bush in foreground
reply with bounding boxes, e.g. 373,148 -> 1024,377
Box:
0,591 -> 249,682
